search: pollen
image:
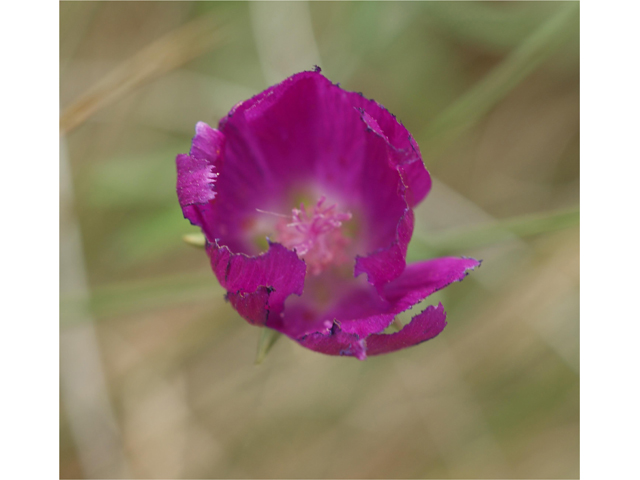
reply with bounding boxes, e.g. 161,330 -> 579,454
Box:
274,197 -> 352,275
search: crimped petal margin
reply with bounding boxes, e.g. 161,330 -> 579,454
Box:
208,241 -> 306,326
327,256 -> 479,339
295,303 -> 446,361
293,257 -> 480,359
176,122 -> 224,222
366,303 -> 447,356
356,108 -> 431,208
354,207 -> 414,291
176,154 -> 218,206
352,104 -> 430,291
382,256 -> 481,311
297,325 -> 367,361
191,121 -> 225,163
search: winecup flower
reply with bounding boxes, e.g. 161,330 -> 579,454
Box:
176,69 -> 479,360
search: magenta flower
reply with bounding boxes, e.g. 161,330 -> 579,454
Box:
176,69 -> 479,360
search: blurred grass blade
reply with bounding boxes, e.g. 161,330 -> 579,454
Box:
413,206 -> 579,255
61,272 -> 221,325
183,232 -> 206,248
422,2 -> 579,157
255,328 -> 282,365
62,206 -> 578,324
60,12 -> 228,134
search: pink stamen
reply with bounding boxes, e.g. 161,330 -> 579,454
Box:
273,197 -> 352,275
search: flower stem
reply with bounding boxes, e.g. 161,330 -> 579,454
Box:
255,328 -> 282,365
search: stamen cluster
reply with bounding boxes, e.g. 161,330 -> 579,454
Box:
275,197 -> 352,275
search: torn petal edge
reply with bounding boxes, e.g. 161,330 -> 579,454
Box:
176,123 -> 225,210
294,303 -> 446,360
208,240 -> 307,327
176,154 -> 218,207
295,322 -> 367,361
338,256 -> 479,339
354,207 -> 414,291
365,303 -> 447,357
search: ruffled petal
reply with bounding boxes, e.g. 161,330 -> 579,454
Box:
397,154 -> 432,210
210,70 -> 423,264
366,303 -> 447,356
176,123 -> 225,238
278,257 -> 479,341
295,303 -> 447,360
337,312 -> 396,338
176,123 -> 224,210
354,207 -> 414,290
297,324 -> 367,361
190,121 -> 225,163
176,154 -> 217,207
348,102 -> 431,289
313,280 -> 395,338
175,70 -> 480,361
276,274 -> 393,339
226,287 -> 272,326
287,257 -> 479,357
354,106 -> 431,208
208,241 -> 306,326
382,256 -> 481,311
177,71 -> 431,262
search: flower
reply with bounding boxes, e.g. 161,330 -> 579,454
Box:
176,69 -> 480,360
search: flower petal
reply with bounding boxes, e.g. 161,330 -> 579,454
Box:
354,207 -> 414,290
313,279 -> 395,338
176,123 -> 224,208
212,70 -> 423,266
382,256 -> 481,311
295,303 -> 447,360
175,71 -> 479,361
176,154 -> 217,207
366,303 -> 447,356
296,256 -> 479,341
208,241 -> 306,326
355,106 -> 431,208
176,123 -> 225,237
191,121 -> 225,163
277,274 -> 393,339
296,324 -> 367,361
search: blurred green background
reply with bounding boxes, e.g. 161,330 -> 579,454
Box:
60,2 -> 579,479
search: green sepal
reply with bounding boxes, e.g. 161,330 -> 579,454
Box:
255,328 -> 282,365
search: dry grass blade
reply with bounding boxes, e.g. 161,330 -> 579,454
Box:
60,12 -> 228,135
